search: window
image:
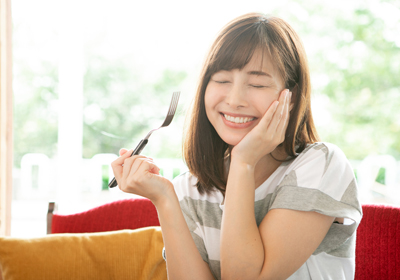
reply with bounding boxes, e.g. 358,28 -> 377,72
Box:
7,0 -> 400,237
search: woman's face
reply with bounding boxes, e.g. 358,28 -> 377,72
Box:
205,49 -> 285,146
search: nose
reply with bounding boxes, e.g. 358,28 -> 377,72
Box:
224,83 -> 248,108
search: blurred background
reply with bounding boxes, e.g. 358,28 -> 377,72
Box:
11,0 -> 400,237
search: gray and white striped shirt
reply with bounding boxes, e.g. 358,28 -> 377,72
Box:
170,142 -> 362,280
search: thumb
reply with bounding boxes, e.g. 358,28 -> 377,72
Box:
111,149 -> 133,177
119,148 -> 129,156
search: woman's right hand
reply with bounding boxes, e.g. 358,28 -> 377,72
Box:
111,148 -> 175,205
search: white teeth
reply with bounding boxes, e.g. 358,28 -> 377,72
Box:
224,114 -> 255,124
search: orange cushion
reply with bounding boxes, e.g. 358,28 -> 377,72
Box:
0,227 -> 167,280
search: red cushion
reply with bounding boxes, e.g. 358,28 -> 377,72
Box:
51,197 -> 160,234
355,204 -> 400,280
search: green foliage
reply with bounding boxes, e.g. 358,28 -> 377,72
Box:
282,0 -> 400,160
13,61 -> 59,167
327,6 -> 400,159
375,167 -> 386,185
82,57 -> 187,158
13,54 -> 187,167
13,0 -> 400,168
101,165 -> 109,190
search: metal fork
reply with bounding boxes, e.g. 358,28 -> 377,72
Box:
108,91 -> 180,188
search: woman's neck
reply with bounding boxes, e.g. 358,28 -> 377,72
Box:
254,146 -> 287,189
225,145 -> 288,189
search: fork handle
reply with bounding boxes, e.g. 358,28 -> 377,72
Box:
108,139 -> 149,188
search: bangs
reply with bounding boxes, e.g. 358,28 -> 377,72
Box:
207,22 -> 271,76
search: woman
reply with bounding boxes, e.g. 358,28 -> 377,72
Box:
112,13 -> 362,280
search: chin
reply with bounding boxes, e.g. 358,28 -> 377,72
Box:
220,135 -> 243,147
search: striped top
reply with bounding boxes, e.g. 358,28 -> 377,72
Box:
171,142 -> 363,280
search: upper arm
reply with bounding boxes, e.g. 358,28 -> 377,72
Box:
258,208 -> 335,280
255,143 -> 362,279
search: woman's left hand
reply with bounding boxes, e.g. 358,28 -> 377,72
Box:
231,89 -> 291,167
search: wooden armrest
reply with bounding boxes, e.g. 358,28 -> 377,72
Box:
47,202 -> 55,234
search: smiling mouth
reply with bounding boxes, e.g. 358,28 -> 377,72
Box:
222,113 -> 256,124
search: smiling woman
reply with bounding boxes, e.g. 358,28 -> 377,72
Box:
176,14 -> 362,280
108,12 -> 363,280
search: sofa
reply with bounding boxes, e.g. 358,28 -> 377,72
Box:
0,197 -> 166,280
1,199 -> 399,280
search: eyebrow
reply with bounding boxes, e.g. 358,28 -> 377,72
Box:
247,71 -> 272,78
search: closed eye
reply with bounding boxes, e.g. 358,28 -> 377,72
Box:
250,84 -> 267,89
214,80 -> 231,84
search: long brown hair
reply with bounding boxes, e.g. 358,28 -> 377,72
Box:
183,13 -> 319,196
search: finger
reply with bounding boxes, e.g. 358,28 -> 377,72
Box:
289,90 -> 295,112
127,159 -> 160,185
123,160 -> 161,197
121,155 -> 147,183
111,149 -> 133,179
258,100 -> 279,129
150,159 -> 160,174
119,148 -> 129,156
285,91 -> 291,125
112,149 -> 133,167
141,158 -> 160,175
267,89 -> 289,132
276,90 -> 291,138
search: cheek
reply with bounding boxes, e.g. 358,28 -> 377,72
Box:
204,84 -> 220,111
204,86 -> 212,112
204,85 -> 216,121
250,94 -> 277,115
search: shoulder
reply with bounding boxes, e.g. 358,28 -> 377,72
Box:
171,171 -> 197,201
281,142 -> 356,198
292,142 -> 350,171
299,142 -> 345,158
171,171 -> 223,203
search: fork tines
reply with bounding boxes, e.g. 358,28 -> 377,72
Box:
162,91 -> 180,126
169,91 -> 180,115
144,91 -> 180,140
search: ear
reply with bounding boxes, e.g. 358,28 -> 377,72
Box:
289,84 -> 298,112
